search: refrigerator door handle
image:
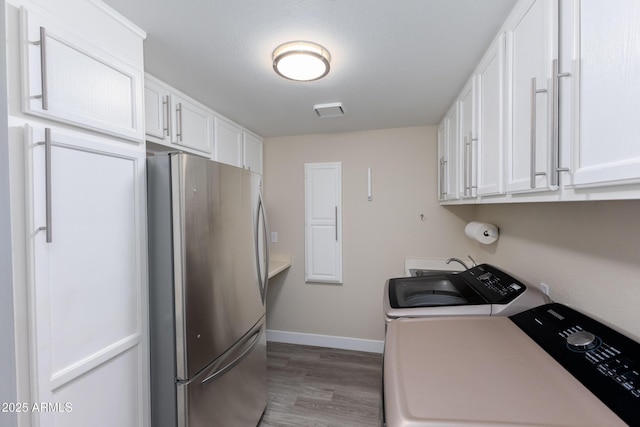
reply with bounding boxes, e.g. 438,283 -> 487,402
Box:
200,322 -> 263,387
255,191 -> 270,304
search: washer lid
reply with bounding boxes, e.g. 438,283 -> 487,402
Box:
384,316 -> 626,427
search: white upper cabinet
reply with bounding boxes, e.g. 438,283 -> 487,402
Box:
243,130 -> 263,175
566,0 -> 640,189
21,7 -> 144,142
438,0 -> 640,203
144,74 -> 213,155
144,78 -> 171,141
213,116 -> 243,166
212,117 -> 263,174
476,34 -> 506,197
144,74 -> 262,171
458,76 -> 477,199
504,0 -> 557,194
438,104 -> 460,201
172,94 -> 213,154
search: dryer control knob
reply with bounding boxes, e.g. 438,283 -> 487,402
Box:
567,330 -> 597,351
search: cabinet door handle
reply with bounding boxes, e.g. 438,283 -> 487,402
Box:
38,26 -> 49,110
335,206 -> 338,241
464,135 -> 470,195
37,128 -> 52,242
176,103 -> 183,141
550,59 -> 572,186
162,96 -> 170,137
469,132 -> 477,194
530,77 -> 548,188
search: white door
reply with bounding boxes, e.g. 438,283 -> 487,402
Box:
25,125 -> 148,427
443,104 -> 460,201
144,79 -> 171,140
458,76 -> 477,199
476,34 -> 506,196
21,8 -> 144,141
243,130 -> 263,174
304,162 -> 342,284
437,121 -> 447,201
173,95 -> 213,154
214,117 -> 243,167
505,0 -> 556,193
568,0 -> 640,187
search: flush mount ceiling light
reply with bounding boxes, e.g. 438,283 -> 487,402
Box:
272,41 -> 331,82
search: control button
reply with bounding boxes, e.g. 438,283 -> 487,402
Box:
567,330 -> 598,351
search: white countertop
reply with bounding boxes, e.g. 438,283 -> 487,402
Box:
268,253 -> 291,279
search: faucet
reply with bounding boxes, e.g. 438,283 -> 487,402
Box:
446,255 -> 477,270
446,257 -> 468,270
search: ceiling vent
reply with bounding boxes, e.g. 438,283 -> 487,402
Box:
313,102 -> 345,118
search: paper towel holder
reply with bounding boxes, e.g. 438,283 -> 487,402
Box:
465,221 -> 500,244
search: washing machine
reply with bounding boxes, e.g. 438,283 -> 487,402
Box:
383,263 -> 550,324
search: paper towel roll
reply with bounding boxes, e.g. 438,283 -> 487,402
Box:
465,221 -> 499,244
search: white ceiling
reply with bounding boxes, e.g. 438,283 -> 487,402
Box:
102,0 -> 517,138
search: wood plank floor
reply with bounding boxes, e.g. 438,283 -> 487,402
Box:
259,342 -> 383,427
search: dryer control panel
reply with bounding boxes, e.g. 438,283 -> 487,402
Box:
461,264 -> 526,304
511,303 -> 640,426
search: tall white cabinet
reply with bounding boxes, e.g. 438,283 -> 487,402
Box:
25,125 -> 147,427
304,162 -> 343,284
5,1 -> 149,426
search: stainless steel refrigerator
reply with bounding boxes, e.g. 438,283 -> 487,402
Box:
147,153 -> 269,427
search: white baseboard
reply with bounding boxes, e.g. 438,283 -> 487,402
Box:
266,329 -> 384,354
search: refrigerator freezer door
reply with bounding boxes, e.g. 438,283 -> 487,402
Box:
176,319 -> 267,427
172,154 -> 266,380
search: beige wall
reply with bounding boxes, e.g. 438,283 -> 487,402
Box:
473,201 -> 640,339
263,126 -> 475,341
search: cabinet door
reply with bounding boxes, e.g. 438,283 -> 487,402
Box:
437,122 -> 447,201
21,8 -> 144,141
213,117 -> 243,167
25,125 -> 148,427
243,130 -> 263,174
304,162 -> 342,284
144,79 -> 171,140
173,95 -> 213,154
505,0 -> 556,193
458,77 -> 477,199
476,34 -> 506,196
569,0 -> 640,187
442,104 -> 460,201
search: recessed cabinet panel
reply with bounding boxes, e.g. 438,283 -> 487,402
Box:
458,77 -> 477,199
505,0 -> 555,193
172,95 -> 213,154
26,125 -> 147,427
304,162 -> 342,284
570,0 -> 640,187
214,117 -> 243,167
243,131 -> 263,174
22,8 -> 144,141
144,80 -> 171,140
477,34 -> 505,196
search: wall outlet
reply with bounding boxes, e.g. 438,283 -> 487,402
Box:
539,282 -> 550,296
271,231 -> 278,243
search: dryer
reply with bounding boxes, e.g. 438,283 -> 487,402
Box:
383,303 -> 638,426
